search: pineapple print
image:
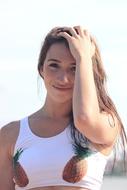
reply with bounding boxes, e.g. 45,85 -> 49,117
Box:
13,148 -> 29,187
63,144 -> 92,183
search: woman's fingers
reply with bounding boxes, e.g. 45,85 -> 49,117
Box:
58,27 -> 79,38
53,26 -> 91,40
52,26 -> 91,39
55,26 -> 95,59
73,26 -> 84,37
56,31 -> 72,41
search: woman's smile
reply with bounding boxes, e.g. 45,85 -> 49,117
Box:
53,85 -> 72,91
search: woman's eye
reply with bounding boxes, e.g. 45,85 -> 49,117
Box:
70,66 -> 76,72
49,63 -> 59,68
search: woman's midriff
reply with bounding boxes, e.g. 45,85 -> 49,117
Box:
29,186 -> 89,190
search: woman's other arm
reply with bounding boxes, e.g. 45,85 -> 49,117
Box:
0,122 -> 17,190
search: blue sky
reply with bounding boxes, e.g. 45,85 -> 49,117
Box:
0,0 -> 127,131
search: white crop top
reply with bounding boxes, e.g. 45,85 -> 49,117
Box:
13,117 -> 109,190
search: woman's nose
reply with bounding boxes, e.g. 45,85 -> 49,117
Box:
56,71 -> 69,83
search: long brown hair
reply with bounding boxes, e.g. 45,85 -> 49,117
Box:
37,27 -> 127,174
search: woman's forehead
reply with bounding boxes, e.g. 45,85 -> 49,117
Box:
45,43 -> 75,63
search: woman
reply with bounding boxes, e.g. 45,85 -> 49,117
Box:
0,26 -> 126,190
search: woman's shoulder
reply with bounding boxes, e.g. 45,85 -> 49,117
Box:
0,121 -> 20,156
0,120 -> 20,138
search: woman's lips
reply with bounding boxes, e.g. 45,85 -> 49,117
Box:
53,86 -> 72,91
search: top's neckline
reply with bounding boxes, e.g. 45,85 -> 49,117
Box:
25,117 -> 70,140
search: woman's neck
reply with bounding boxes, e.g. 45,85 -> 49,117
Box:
41,96 -> 72,119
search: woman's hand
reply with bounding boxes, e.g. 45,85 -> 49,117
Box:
56,26 -> 95,62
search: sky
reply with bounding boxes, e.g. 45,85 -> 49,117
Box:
0,0 -> 127,131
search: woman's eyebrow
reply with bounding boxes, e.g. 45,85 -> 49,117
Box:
47,58 -> 61,63
47,58 -> 76,65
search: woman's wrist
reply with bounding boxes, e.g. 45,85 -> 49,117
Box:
75,55 -> 92,66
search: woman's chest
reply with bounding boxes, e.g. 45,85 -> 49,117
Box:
18,140 -> 74,177
13,131 -> 78,189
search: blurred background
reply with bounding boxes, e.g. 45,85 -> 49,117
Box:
0,0 -> 127,189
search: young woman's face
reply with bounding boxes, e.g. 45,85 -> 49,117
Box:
40,43 -> 76,103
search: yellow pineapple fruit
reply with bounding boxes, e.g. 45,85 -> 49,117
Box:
63,144 -> 92,183
13,148 -> 29,187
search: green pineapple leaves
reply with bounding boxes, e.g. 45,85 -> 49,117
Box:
13,148 -> 24,165
73,143 -> 93,158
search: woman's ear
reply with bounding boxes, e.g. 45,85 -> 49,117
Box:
39,66 -> 44,79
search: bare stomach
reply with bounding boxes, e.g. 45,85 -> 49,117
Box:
29,186 -> 89,190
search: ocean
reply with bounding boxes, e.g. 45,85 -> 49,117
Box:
101,176 -> 127,190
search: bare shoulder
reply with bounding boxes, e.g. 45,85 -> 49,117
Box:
0,121 -> 20,141
0,121 -> 20,157
0,122 -> 20,188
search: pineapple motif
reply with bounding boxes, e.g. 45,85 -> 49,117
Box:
13,148 -> 29,187
63,144 -> 92,183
